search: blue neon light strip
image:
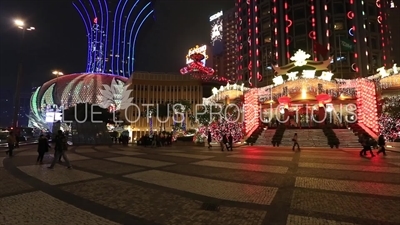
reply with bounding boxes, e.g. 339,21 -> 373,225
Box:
88,0 -> 97,73
97,0 -> 104,73
75,1 -> 92,72
128,5 -> 152,74
122,0 -> 140,76
103,0 -> 109,73
117,0 -> 130,75
131,10 -> 153,73
112,0 -> 123,74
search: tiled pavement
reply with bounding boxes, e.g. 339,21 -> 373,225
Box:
1,145 -> 400,225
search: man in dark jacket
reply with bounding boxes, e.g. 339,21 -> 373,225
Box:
228,134 -> 233,151
377,135 -> 386,155
48,130 -> 72,169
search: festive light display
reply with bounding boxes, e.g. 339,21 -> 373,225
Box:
72,0 -> 154,76
186,45 -> 208,65
243,89 -> 259,136
197,114 -> 244,143
290,50 -> 311,67
379,96 -> 400,141
210,11 -> 223,45
180,53 -> 215,80
356,79 -> 379,134
29,73 -> 128,129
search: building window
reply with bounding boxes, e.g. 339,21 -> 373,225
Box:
294,24 -> 306,35
334,22 -> 344,30
293,8 -> 305,19
333,3 -> 345,14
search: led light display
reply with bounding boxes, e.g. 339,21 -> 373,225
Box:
243,89 -> 260,136
29,73 -> 128,129
186,45 -> 208,65
356,79 -> 379,134
73,0 -> 154,77
210,18 -> 223,45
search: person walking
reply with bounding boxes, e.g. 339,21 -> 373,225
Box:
228,133 -> 233,151
292,133 -> 300,151
220,134 -> 226,151
360,135 -> 375,157
6,131 -> 16,157
48,130 -> 72,169
37,135 -> 50,164
207,131 -> 212,149
377,134 -> 387,156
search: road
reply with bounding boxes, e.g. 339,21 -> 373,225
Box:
1,145 -> 399,225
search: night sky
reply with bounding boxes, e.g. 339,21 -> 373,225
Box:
0,0 -> 234,91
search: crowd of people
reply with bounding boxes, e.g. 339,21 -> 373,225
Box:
137,133 -> 173,147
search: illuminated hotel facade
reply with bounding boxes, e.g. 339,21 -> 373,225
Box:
237,0 -> 394,85
123,72 -> 203,139
73,0 -> 155,77
210,8 -> 238,82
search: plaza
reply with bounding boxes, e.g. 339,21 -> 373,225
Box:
1,145 -> 399,225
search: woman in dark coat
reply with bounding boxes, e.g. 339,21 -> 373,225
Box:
37,135 -> 50,164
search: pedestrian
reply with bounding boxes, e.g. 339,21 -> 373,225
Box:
48,130 -> 72,169
6,131 -> 16,157
37,135 -> 50,164
207,131 -> 212,149
222,134 -> 229,151
228,134 -> 233,151
292,133 -> 300,151
360,135 -> 375,157
220,134 -> 226,151
377,134 -> 387,156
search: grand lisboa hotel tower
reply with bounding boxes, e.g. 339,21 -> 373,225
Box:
29,0 -> 155,129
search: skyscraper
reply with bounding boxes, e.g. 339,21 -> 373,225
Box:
73,0 -> 155,77
237,0 -> 394,84
210,8 -> 238,82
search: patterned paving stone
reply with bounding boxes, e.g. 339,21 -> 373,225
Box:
0,191 -> 119,225
17,151 -> 39,156
228,154 -> 293,161
291,189 -> 400,223
79,152 -> 120,158
17,164 -> 101,185
162,164 -> 286,187
72,159 -> 146,174
135,154 -> 204,164
300,155 -> 369,161
0,168 -> 33,196
107,151 -> 144,156
238,150 -> 294,154
61,178 -> 266,225
298,162 -> 400,173
49,153 -> 91,161
107,156 -> 174,168
161,153 -> 215,159
192,160 -> 289,174
125,170 -> 278,205
199,150 -> 238,154
286,215 -> 358,225
75,148 -> 97,153
295,177 -> 400,197
296,167 -> 400,184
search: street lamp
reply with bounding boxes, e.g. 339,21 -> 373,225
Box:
12,19 -> 35,128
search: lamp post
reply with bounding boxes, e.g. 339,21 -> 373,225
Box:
12,19 -> 35,128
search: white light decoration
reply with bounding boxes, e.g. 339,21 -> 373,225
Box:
211,18 -> 223,45
186,45 -> 208,65
290,49 -> 311,67
319,71 -> 334,81
377,66 -> 389,78
240,83 -> 244,91
287,71 -> 299,81
302,70 -> 316,79
233,83 -> 237,90
273,75 -> 284,85
393,63 -> 398,74
209,11 -> 223,21
212,87 -> 218,95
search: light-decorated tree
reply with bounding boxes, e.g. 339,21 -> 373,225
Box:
379,97 -> 400,142
194,104 -> 243,143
